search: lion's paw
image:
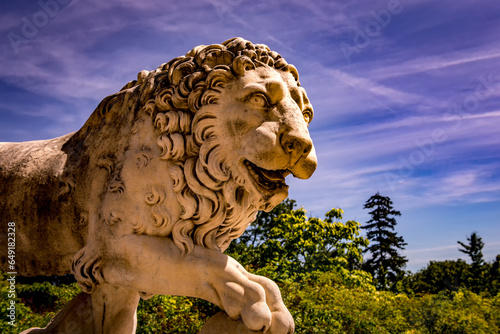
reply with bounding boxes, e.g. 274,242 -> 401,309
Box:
246,274 -> 294,334
214,266 -> 294,334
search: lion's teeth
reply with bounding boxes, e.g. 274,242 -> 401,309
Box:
260,169 -> 285,182
245,159 -> 286,191
249,168 -> 258,178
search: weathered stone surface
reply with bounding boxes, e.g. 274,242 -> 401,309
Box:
0,37 -> 316,333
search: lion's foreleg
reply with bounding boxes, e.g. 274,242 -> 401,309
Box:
100,234 -> 292,333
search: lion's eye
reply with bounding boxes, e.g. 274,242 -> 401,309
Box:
249,93 -> 269,108
303,109 -> 313,124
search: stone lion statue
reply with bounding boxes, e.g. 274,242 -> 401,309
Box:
0,37 -> 316,333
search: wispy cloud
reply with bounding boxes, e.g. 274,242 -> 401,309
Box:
367,45 -> 500,81
327,69 -> 423,105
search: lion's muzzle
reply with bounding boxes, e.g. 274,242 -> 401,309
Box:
281,126 -> 317,180
289,145 -> 317,180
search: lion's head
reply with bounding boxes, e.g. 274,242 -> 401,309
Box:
70,38 -> 316,290
117,38 -> 316,251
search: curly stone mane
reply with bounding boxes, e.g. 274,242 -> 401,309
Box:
109,37 -> 299,253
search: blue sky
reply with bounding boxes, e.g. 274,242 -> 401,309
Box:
1,0 -> 499,272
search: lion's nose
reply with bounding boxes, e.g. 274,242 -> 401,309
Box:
281,130 -> 313,166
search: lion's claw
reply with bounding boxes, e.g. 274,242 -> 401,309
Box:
211,260 -> 294,334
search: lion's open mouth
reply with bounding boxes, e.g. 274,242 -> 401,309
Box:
244,160 -> 289,192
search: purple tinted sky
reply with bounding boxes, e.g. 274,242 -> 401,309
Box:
1,0 -> 499,272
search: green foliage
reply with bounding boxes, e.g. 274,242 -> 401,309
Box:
0,271 -> 81,334
136,295 -> 217,333
405,256 -> 500,297
227,205 -> 370,284
237,198 -> 298,247
280,271 -> 500,334
362,193 -> 408,290
489,255 -> 500,296
408,260 -> 470,294
405,290 -> 500,334
403,232 -> 498,297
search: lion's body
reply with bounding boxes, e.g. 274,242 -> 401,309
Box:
0,38 -> 317,334
0,82 -> 142,274
0,134 -> 84,275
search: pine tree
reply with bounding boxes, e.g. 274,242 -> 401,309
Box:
458,232 -> 484,267
458,232 -> 487,293
362,193 -> 407,290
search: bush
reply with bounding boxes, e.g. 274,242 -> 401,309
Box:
136,295 -> 217,333
2,270 -> 500,333
280,272 -> 500,334
0,271 -> 80,334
